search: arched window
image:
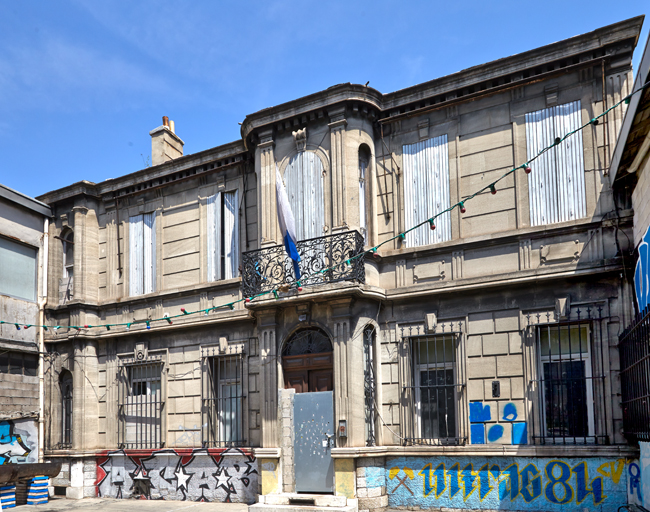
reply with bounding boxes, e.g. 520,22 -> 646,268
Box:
358,145 -> 371,244
282,328 -> 333,393
59,370 -> 73,448
62,230 -> 74,278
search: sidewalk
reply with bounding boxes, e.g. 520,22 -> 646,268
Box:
14,497 -> 249,512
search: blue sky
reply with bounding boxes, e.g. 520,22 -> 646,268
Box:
0,1 -> 648,199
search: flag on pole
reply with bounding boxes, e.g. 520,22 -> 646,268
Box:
276,166 -> 301,281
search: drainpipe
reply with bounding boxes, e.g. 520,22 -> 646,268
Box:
38,218 -> 49,463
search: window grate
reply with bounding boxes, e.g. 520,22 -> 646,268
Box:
527,307 -> 608,445
401,325 -> 463,446
363,326 -> 376,446
201,352 -> 245,447
117,361 -> 164,449
620,305 -> 650,443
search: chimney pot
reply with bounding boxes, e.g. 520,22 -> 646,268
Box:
170,120 -> 175,133
162,116 -> 169,127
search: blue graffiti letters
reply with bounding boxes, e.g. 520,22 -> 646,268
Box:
520,463 -> 542,502
545,461 -> 573,504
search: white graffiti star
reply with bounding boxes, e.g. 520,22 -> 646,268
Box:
213,469 -> 232,490
175,464 -> 193,491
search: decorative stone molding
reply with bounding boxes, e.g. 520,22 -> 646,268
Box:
418,120 -> 430,140
292,127 -> 307,152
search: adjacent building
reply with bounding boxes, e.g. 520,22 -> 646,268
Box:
0,184 -> 52,465
35,16 -> 646,511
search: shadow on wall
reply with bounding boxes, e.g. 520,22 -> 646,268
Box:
96,447 -> 258,503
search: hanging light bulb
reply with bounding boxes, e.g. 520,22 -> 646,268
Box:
126,323 -> 131,331
524,165 -> 532,174
181,308 -> 189,315
146,321 -> 151,330
428,219 -> 436,231
459,202 -> 466,214
15,324 -> 21,330
106,325 -> 111,331
489,184 -> 497,195
166,317 -> 173,325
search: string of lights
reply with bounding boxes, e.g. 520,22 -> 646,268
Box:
2,80 -> 648,335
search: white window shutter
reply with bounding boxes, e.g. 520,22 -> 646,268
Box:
525,100 -> 586,226
207,192 -> 222,282
129,214 -> 143,296
284,152 -> 325,240
143,212 -> 156,294
402,135 -> 451,248
223,190 -> 239,280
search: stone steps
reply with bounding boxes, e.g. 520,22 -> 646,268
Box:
250,493 -> 358,512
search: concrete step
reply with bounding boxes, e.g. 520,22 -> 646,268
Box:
259,494 -> 348,507
249,504 -> 357,512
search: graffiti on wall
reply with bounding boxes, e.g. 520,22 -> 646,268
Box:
635,225 -> 650,312
387,456 -> 630,511
96,447 -> 258,503
469,401 -> 527,445
0,419 -> 38,464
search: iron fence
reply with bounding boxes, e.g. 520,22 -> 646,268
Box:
117,361 -> 164,449
241,230 -> 365,297
620,305 -> 650,442
526,307 -> 609,445
363,326 -> 377,446
400,322 -> 465,446
201,349 -> 245,447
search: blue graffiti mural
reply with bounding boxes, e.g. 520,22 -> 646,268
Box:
0,420 -> 34,465
387,456 -> 629,511
635,225 -> 650,312
469,402 -> 527,445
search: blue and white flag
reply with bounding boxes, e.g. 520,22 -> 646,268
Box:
276,166 -> 301,281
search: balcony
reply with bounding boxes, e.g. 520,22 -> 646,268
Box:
241,230 -> 365,297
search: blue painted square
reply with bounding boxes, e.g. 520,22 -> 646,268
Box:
469,401 -> 491,422
471,424 -> 485,444
512,422 -> 528,444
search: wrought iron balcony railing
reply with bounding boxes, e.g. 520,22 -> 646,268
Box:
241,230 -> 365,297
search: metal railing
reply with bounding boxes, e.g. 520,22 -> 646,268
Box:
241,230 -> 365,297
117,361 -> 164,449
363,326 -> 376,446
400,323 -> 465,446
620,305 -> 650,442
527,308 -> 609,445
201,349 -> 245,447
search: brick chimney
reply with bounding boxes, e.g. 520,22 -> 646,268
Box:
149,116 -> 184,166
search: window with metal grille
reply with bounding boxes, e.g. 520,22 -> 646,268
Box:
128,212 -> 156,296
525,100 -> 586,226
202,354 -> 244,447
363,326 -> 376,446
402,333 -> 460,445
528,309 -> 608,445
207,190 -> 239,281
401,135 -> 451,248
60,370 -> 73,449
118,362 -> 164,449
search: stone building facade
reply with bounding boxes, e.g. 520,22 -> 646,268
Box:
0,184 -> 52,466
36,16 -> 645,512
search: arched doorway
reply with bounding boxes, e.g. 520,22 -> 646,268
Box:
282,327 -> 333,393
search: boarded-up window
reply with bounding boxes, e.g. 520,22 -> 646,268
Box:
129,212 -> 156,296
402,135 -> 451,247
207,190 -> 239,281
284,152 -> 325,240
0,236 -> 37,301
525,100 -> 586,226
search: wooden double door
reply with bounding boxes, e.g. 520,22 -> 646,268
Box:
283,351 -> 333,393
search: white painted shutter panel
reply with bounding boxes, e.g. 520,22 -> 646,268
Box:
129,214 -> 143,296
359,159 -> 367,243
207,192 -> 222,281
223,190 -> 239,280
525,100 -> 586,226
143,212 -> 156,294
285,152 -> 325,241
402,135 -> 451,247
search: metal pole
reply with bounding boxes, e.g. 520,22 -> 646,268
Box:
38,217 -> 49,463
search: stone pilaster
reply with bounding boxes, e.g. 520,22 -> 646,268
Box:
72,340 -> 99,450
72,206 -> 99,302
258,309 -> 279,447
329,108 -> 348,231
256,130 -> 278,247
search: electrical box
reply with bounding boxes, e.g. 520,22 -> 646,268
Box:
492,381 -> 500,398
338,420 -> 347,437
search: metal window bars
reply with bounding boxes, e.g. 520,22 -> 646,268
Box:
526,307 -> 609,445
61,378 -> 73,449
620,305 -> 650,443
117,361 -> 164,449
400,322 -> 465,446
201,350 -> 245,447
363,326 -> 376,446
